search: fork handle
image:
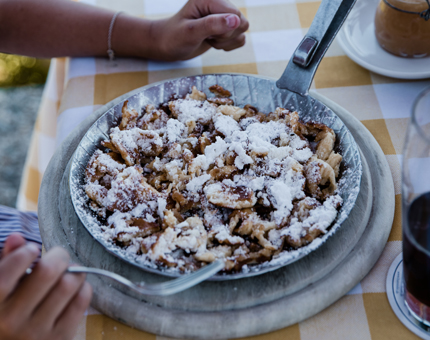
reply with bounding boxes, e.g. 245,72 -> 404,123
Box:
67,260 -> 224,296
67,266 -> 139,289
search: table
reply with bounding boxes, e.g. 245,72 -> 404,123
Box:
17,0 -> 430,339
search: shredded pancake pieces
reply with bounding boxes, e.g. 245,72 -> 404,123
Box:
84,85 -> 343,272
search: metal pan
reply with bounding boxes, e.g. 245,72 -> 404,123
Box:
69,0 -> 360,281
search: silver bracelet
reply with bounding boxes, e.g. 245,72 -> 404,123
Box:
107,11 -> 123,61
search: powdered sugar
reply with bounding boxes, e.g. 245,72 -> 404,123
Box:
157,197 -> 167,219
214,113 -> 241,139
186,174 -> 212,193
165,119 -> 185,143
173,99 -> 217,124
203,137 -> 229,167
79,85 -> 352,275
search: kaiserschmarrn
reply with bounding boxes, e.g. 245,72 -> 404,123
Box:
84,85 -> 343,272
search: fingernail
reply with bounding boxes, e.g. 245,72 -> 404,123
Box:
225,15 -> 238,29
27,243 -> 40,255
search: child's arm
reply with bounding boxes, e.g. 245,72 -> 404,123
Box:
0,0 -> 248,61
0,234 -> 92,340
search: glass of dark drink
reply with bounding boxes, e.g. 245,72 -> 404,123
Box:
402,86 -> 430,326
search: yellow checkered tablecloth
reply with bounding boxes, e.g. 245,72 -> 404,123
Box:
16,0 -> 430,339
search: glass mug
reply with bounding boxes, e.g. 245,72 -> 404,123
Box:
375,0 -> 430,58
402,86 -> 430,326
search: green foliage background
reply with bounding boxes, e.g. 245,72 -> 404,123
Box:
0,53 -> 50,87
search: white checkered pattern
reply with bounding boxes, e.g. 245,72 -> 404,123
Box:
16,0 -> 430,339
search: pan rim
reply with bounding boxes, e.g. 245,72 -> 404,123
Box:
69,73 -> 362,281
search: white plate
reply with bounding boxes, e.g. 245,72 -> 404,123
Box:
337,0 -> 430,80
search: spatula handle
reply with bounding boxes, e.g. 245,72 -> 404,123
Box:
276,0 -> 357,96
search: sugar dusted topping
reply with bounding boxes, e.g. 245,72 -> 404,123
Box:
84,85 -> 343,273
186,174 -> 212,193
170,98 -> 217,124
165,119 -> 185,143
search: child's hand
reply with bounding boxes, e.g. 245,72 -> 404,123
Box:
150,0 -> 249,61
0,234 -> 92,340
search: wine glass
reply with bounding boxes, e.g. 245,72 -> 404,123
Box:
402,86 -> 430,327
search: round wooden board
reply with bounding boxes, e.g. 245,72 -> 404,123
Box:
38,90 -> 394,339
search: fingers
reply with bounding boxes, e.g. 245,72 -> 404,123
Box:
0,242 -> 40,302
187,10 -> 248,52
208,33 -> 246,51
54,282 -> 92,339
185,41 -> 212,60
191,13 -> 240,40
6,247 -> 70,319
209,11 -> 249,41
32,271 -> 87,328
188,0 -> 249,41
191,0 -> 242,18
165,0 -> 248,60
1,233 -> 26,258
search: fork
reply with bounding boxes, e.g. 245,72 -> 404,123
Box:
66,260 -> 224,296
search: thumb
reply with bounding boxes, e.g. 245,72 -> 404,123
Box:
194,14 -> 240,39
